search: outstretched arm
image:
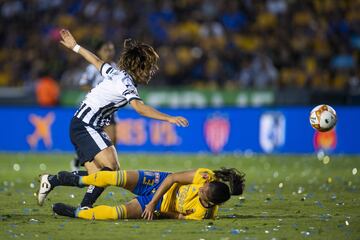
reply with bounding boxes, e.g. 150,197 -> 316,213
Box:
130,99 -> 189,127
141,169 -> 196,220
59,29 -> 104,71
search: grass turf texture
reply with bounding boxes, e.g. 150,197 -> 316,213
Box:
0,153 -> 359,240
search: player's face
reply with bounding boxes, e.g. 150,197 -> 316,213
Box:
144,50 -> 159,84
142,64 -> 158,84
147,64 -> 159,83
199,183 -> 215,208
99,43 -> 115,62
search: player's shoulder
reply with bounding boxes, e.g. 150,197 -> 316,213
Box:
120,72 -> 137,88
102,64 -> 132,80
192,168 -> 215,184
196,168 -> 214,175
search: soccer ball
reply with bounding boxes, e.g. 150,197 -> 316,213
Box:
309,104 -> 337,132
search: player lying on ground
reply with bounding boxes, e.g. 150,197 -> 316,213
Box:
41,167 -> 245,220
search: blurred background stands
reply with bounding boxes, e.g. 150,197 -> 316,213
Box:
0,0 -> 359,106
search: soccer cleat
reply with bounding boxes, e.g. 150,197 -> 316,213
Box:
37,174 -> 52,206
53,203 -> 77,218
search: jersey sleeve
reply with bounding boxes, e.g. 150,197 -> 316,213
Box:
100,62 -> 115,77
192,168 -> 216,184
100,63 -> 141,102
119,76 -> 142,102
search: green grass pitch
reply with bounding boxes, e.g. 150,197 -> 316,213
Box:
0,153 -> 359,240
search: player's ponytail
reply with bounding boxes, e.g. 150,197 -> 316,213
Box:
123,38 -> 138,49
213,168 -> 245,195
118,39 -> 159,84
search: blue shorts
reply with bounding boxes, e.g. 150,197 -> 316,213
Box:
133,170 -> 171,211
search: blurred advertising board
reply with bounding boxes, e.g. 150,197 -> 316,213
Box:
60,89 -> 274,107
0,106 -> 358,154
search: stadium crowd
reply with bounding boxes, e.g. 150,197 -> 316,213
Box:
0,0 -> 359,92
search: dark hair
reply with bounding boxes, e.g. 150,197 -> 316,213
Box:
118,38 -> 159,85
94,40 -> 107,52
208,181 -> 231,205
213,168 -> 245,195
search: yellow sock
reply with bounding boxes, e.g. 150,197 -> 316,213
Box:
77,205 -> 127,220
80,170 -> 127,187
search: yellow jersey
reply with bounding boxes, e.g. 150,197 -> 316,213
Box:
160,168 -> 218,220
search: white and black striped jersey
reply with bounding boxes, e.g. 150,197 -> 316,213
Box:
79,62 -> 117,88
74,63 -> 141,128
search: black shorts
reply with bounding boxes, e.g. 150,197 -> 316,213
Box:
69,117 -> 112,166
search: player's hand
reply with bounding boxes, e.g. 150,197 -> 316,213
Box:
178,213 -> 186,219
142,202 -> 156,220
168,116 -> 189,127
59,29 -> 77,50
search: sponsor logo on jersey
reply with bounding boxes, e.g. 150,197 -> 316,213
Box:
101,131 -> 111,141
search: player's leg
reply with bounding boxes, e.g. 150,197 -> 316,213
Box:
73,120 -> 119,208
37,117 -> 119,206
79,170 -> 170,198
51,171 -> 167,220
78,170 -> 169,197
79,161 -> 102,208
103,123 -> 116,144
103,113 -> 117,144
83,170 -> 168,218
51,170 -> 139,191
84,161 -> 100,174
78,199 -> 142,219
52,198 -> 142,220
40,169 -> 168,206
93,145 -> 120,170
80,146 -> 120,207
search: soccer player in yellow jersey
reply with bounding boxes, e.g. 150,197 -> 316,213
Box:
46,167 -> 245,220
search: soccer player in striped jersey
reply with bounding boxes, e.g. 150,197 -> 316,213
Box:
37,29 -> 189,208
71,41 -> 117,171
46,168 -> 245,220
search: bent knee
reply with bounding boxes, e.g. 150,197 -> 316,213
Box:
102,164 -> 119,171
94,146 -> 120,171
